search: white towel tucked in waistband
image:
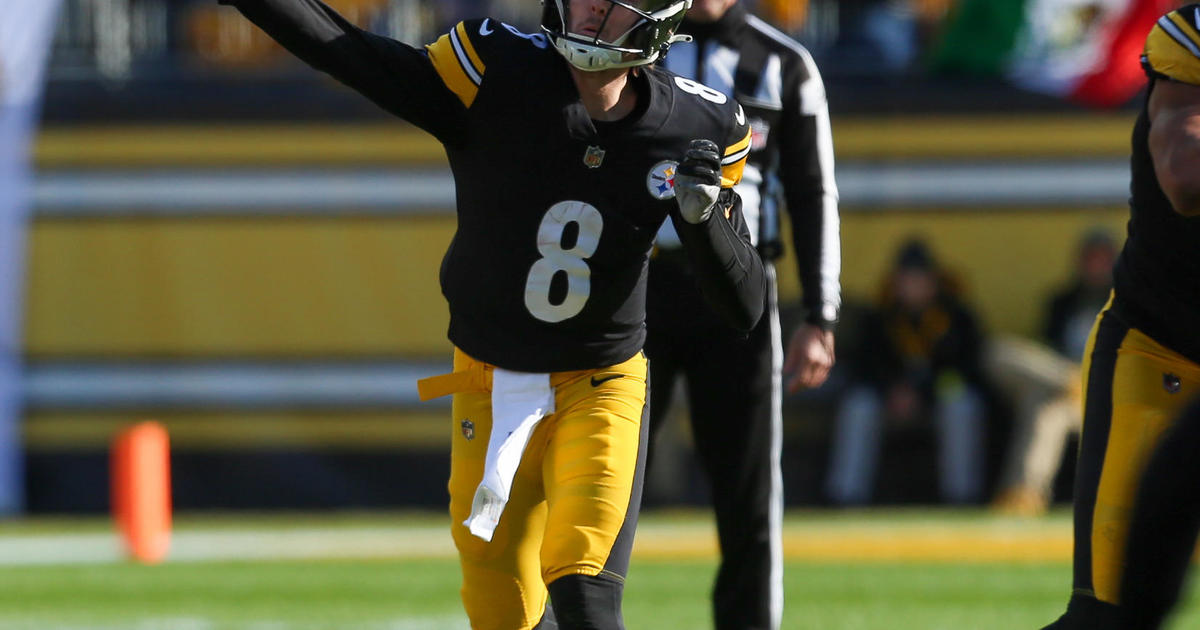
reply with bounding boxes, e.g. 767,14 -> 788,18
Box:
464,368 -> 555,541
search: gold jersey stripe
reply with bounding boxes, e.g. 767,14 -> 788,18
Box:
1145,20 -> 1200,86
723,126 -> 752,159
425,24 -> 482,107
720,127 -> 752,188
455,22 -> 486,80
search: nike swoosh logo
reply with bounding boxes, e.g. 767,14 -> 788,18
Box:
590,374 -> 624,387
479,19 -> 493,36
735,104 -> 746,126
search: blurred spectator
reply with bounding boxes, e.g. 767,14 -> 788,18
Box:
822,0 -> 958,74
988,229 -> 1116,516
911,0 -> 957,51
1046,230 -> 1117,361
190,0 -> 414,67
435,0 -> 539,32
757,0 -> 809,32
47,0 -> 985,86
825,238 -> 988,505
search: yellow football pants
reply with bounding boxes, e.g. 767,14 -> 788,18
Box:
1073,300 -> 1200,604
427,348 -> 648,630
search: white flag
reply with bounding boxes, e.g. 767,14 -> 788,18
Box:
0,0 -> 62,514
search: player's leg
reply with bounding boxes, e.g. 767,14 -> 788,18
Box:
1043,308 -> 1200,629
1120,394 -> 1200,630
683,266 -> 781,630
642,303 -> 683,466
1042,307 -> 1126,630
1042,306 -> 1125,629
448,352 -> 553,630
644,256 -> 693,465
541,353 -> 649,630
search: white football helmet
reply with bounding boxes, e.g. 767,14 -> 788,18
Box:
541,0 -> 693,71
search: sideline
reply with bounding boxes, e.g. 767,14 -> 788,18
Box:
0,510 -> 1072,566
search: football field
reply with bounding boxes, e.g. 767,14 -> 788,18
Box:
0,509 -> 1196,629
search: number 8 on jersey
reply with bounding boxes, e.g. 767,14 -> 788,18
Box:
524,201 -> 605,323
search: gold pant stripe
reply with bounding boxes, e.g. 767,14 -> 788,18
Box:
1080,302 -> 1200,603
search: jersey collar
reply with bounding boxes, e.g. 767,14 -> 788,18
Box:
560,64 -> 672,141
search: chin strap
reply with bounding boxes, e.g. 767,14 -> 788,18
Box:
668,34 -> 693,44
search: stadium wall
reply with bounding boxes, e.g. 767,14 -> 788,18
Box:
22,115 -> 1133,511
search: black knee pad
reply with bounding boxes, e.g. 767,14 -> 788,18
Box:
1044,594 -> 1123,630
547,573 -> 624,630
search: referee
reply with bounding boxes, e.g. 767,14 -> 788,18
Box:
644,1 -> 841,629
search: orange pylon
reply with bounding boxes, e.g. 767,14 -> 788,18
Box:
111,422 -> 172,564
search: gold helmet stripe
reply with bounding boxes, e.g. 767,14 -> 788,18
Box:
1145,12 -> 1200,86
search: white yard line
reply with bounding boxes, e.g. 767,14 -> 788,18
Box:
0,525 -> 453,566
0,514 -> 1070,566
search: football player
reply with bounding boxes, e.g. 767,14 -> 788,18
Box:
643,0 -> 839,628
217,1 -> 766,629
1041,5 -> 1200,629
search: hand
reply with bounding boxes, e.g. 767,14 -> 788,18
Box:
783,324 -> 835,393
674,139 -> 722,224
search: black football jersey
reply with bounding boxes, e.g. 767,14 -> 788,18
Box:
219,1 -> 756,372
1113,4 -> 1200,364
662,2 -> 841,328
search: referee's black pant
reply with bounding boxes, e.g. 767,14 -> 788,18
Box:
644,253 -> 783,630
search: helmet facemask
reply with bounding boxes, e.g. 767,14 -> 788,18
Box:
541,0 -> 693,71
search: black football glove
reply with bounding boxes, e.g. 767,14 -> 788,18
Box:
674,139 -> 722,224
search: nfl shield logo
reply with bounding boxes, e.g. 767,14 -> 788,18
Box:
583,145 -> 606,169
461,419 -> 475,441
749,117 -> 771,151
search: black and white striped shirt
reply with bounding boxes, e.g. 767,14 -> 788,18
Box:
659,2 -> 841,328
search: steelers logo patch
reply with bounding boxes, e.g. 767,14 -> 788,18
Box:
647,160 -> 678,200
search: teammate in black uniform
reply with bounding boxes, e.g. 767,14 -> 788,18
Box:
644,1 -> 838,628
1041,5 -> 1200,629
219,0 -> 764,628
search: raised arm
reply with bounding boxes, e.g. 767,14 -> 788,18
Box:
672,127 -> 767,333
219,0 -> 466,144
1148,79 -> 1200,217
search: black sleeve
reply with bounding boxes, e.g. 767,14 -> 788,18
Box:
670,192 -> 767,332
218,0 -> 467,145
778,51 -> 841,329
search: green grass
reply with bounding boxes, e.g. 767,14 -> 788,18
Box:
0,559 -> 1183,629
0,511 -> 1196,629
